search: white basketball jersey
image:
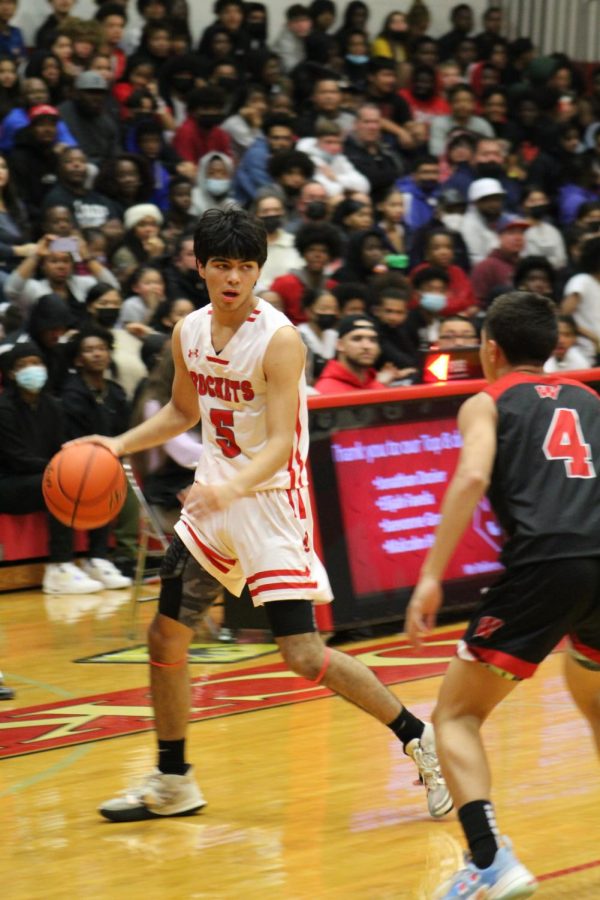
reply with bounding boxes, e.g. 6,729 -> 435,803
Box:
179,298 -> 309,491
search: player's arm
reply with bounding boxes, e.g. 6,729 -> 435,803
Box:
65,320 -> 200,456
406,391 -> 498,647
184,326 -> 305,517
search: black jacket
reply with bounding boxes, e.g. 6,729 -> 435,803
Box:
0,386 -> 64,477
343,133 -> 403,203
60,373 -> 130,441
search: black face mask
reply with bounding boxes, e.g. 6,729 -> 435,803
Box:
284,184 -> 301,197
171,76 -> 194,94
528,204 -> 550,219
217,77 -> 239,92
260,214 -> 282,234
315,313 -> 338,330
247,22 -> 267,40
305,200 -> 327,220
475,162 -> 505,180
95,308 -> 119,328
196,114 -> 224,129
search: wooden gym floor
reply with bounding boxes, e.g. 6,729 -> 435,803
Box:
0,583 -> 599,900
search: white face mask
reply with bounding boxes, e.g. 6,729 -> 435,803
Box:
14,364 -> 48,393
441,212 -> 464,232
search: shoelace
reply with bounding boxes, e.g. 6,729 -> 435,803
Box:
413,745 -> 445,789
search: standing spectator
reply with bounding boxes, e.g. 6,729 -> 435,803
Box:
58,71 -> 121,166
470,219 -> 529,305
343,104 -> 404,204
172,86 -> 232,165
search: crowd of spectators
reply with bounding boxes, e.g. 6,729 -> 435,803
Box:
1,0 -> 600,592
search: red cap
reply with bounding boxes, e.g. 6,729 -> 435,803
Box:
29,104 -> 59,120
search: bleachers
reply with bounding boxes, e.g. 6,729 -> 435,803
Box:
0,512 -> 89,591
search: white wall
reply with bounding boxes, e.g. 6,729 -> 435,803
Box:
15,0 -> 490,48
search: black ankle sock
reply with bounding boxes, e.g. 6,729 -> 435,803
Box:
458,800 -> 499,869
387,707 -> 425,747
157,739 -> 188,775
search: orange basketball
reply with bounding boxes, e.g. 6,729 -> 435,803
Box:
43,443 -> 127,530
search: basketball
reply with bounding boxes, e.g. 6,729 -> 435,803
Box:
43,443 -> 127,530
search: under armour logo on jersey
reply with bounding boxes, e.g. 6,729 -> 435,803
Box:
303,532 -> 310,553
187,348 -> 200,358
535,384 -> 561,400
473,616 -> 504,640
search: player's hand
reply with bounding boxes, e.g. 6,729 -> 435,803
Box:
405,576 -> 443,649
183,481 -> 241,521
62,435 -> 124,457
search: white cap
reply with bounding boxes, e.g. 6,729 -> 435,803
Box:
468,178 -> 506,202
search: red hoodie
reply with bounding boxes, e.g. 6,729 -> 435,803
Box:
314,359 -> 383,394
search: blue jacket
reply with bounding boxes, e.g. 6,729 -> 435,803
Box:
0,107 -> 77,153
232,136 -> 271,205
396,176 -> 439,230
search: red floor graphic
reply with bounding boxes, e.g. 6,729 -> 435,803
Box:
0,629 -> 463,759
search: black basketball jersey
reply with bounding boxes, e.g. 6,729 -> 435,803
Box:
484,372 -> 600,567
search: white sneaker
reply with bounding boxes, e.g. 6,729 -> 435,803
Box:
99,767 -> 206,822
43,562 -> 104,595
405,722 -> 453,819
82,558 -> 132,589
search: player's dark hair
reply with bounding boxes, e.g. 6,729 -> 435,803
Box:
483,291 -> 558,365
193,208 -> 268,267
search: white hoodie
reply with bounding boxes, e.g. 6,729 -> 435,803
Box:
296,137 -> 370,198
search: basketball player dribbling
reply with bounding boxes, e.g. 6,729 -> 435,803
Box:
78,208 -> 451,822
407,292 -> 600,899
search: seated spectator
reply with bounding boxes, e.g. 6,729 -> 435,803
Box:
429,85 -> 494,158
330,280 -> 371,315
57,17 -> 103,73
162,232 -> 209,308
110,202 -> 164,284
557,156 -> 600,227
398,64 -> 450,134
93,152 -> 155,216
513,255 -> 556,299
4,232 -> 118,322
411,228 -> 477,315
375,185 -> 411,254
148,296 -> 194,335
130,340 -> 202,532
0,76 -> 77,153
396,154 -> 441,230
221,84 -> 268,159
340,29 -> 370,92
162,177 -> 196,249
0,0 -> 24,62
474,5 -> 503,60
94,2 -> 127,81
297,288 -> 339,381
332,228 -> 387,284
0,53 -> 18,121
470,218 -> 529,305
442,136 -> 521,212
58,71 -> 121,166
363,56 -> 414,153
118,263 -> 166,335
272,4 -> 311,74
331,197 -> 374,242
543,314 -> 589,372
314,313 -> 399,393
267,148 -> 315,218
198,0 -> 249,59
24,50 -> 71,106
42,147 -> 123,230
371,11 -> 409,77
370,285 -> 418,372
297,117 -> 370,197
254,189 -> 303,293
190,151 -> 236,215
84,281 -> 147,399
286,179 -> 331,233
406,265 -> 451,348
36,0 -> 77,50
157,53 -> 205,128
8,104 -> 63,221
0,152 -> 32,277
269,222 -> 341,325
172,86 -> 232,165
295,75 -> 356,138
0,342 -> 108,595
436,314 -> 478,349
1,293 -> 71,394
232,112 -> 296,206
461,177 -> 512,265
561,235 -> 600,365
343,103 -> 404,204
521,185 -> 567,270
437,3 -> 474,62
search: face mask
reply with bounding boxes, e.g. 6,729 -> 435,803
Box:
15,364 -> 48,393
388,29 -> 407,41
319,150 -> 336,164
172,76 -> 194,94
217,77 -> 238,92
247,22 -> 267,40
420,293 -> 447,314
419,179 -> 438,194
528,204 -> 550,220
305,200 -> 327,219
196,114 -> 224,129
475,162 -> 504,180
346,54 -> 369,65
260,214 -> 282,234
95,307 -> 120,327
315,313 -> 338,330
206,177 -> 231,196
441,212 -> 464,231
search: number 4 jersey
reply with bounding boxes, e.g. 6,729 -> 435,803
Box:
484,372 -> 600,567
178,297 -> 309,491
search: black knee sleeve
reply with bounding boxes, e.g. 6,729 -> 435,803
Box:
263,600 -> 316,637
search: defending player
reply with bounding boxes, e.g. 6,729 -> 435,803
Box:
79,208 -> 451,822
406,291 -> 600,899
